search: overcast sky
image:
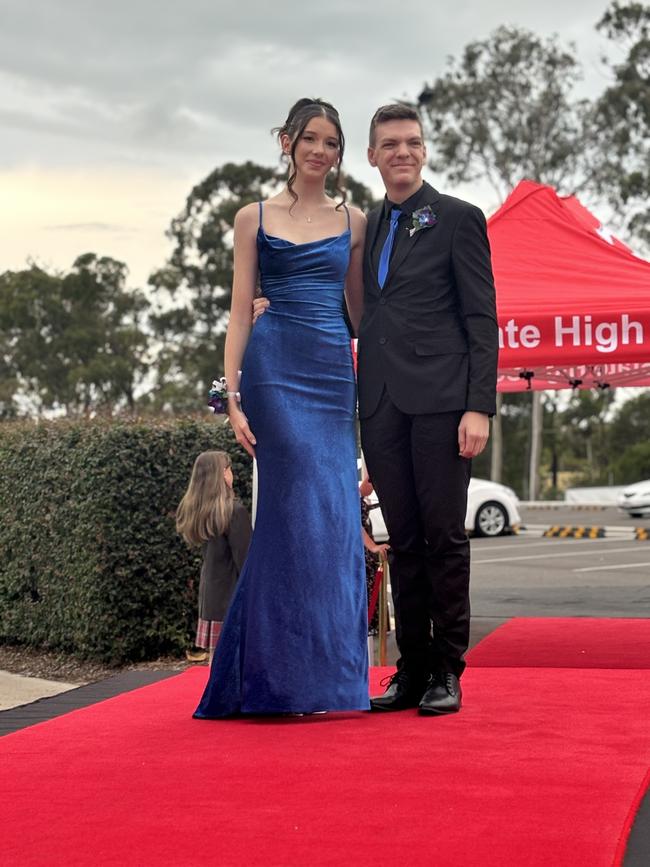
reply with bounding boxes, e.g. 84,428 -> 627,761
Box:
1,0 -> 616,288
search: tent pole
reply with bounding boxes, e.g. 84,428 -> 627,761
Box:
490,393 -> 503,482
529,391 -> 543,500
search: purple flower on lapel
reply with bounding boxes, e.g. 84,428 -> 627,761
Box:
409,205 -> 437,237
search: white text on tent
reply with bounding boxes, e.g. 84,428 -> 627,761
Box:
498,315 -> 644,354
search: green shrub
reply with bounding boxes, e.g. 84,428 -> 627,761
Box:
613,441 -> 650,486
0,416 -> 252,663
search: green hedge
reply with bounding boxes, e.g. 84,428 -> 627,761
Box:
0,416 -> 252,663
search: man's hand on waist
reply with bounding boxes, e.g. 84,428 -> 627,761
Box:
252,296 -> 270,324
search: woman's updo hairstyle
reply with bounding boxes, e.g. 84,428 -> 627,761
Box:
272,97 -> 346,210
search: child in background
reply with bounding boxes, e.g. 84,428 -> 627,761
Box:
359,472 -> 390,634
176,451 -> 252,663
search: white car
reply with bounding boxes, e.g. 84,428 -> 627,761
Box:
367,478 -> 521,540
617,479 -> 650,518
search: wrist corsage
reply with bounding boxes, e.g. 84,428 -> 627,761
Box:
409,205 -> 438,237
208,378 -> 240,415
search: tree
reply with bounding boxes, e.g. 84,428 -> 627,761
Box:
592,2 -> 650,253
0,266 -> 61,417
555,389 -> 614,485
147,161 -> 378,412
608,391 -> 650,459
0,255 -> 150,416
416,25 -> 594,204
613,441 -> 650,484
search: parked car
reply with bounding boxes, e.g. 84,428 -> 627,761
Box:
367,478 -> 521,540
617,479 -> 650,518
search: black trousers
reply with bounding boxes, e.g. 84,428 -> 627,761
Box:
360,391 -> 471,678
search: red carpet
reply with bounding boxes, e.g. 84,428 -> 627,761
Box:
467,617 -> 650,668
2,660 -> 650,866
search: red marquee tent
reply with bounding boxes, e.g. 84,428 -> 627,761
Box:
488,180 -> 650,392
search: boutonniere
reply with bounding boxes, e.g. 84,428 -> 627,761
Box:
409,205 -> 438,237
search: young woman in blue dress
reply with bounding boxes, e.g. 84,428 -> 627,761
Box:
194,99 -> 370,718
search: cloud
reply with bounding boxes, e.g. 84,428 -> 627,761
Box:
0,0 -> 615,286
0,0 -> 613,173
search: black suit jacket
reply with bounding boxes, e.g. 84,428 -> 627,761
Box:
357,182 -> 498,419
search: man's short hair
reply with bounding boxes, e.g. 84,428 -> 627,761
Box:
369,104 -> 423,147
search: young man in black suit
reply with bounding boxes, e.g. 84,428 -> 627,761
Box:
359,104 -> 498,715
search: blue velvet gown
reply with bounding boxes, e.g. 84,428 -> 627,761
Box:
194,204 -> 369,718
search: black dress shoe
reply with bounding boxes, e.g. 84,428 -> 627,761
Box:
370,669 -> 426,712
418,673 -> 462,715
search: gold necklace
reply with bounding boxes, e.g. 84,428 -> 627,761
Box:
291,211 -> 313,223
289,201 -> 324,223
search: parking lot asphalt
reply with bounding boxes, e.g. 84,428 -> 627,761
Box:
471,525 -> 650,618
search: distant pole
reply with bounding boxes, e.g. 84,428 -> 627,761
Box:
529,391 -> 543,500
490,393 -> 503,482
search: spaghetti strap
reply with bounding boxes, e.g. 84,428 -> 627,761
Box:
343,204 -> 351,230
258,201 -> 264,229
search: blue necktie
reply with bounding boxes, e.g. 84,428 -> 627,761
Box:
378,208 -> 401,289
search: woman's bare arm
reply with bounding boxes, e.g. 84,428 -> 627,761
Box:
224,204 -> 259,457
344,207 -> 367,336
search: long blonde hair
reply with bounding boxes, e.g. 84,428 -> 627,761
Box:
176,450 -> 235,546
